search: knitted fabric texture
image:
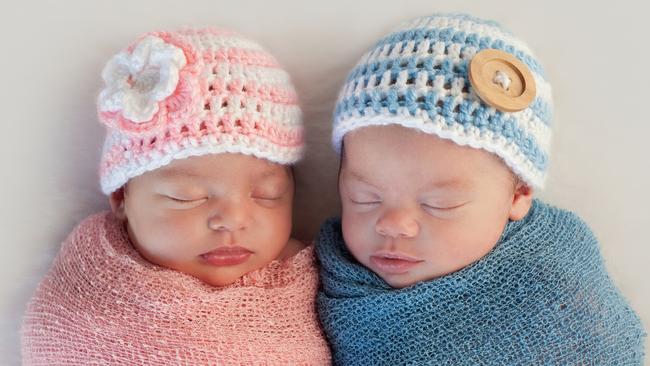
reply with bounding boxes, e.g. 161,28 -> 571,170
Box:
332,13 -> 552,188
316,200 -> 645,365
98,27 -> 303,194
22,212 -> 331,364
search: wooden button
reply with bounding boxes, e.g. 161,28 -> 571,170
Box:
468,49 -> 536,112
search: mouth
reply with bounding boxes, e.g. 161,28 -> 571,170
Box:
370,251 -> 423,274
200,246 -> 253,267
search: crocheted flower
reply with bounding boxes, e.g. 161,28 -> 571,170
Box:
98,36 -> 187,123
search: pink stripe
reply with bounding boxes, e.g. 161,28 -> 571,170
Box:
210,79 -> 298,105
100,117 -> 303,175
204,48 -> 281,68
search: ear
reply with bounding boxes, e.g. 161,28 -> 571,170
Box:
109,186 -> 127,221
508,181 -> 534,221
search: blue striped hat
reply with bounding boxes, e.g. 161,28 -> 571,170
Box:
332,13 -> 552,188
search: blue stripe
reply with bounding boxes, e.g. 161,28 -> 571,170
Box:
347,27 -> 546,84
334,90 -> 549,172
341,69 -> 552,126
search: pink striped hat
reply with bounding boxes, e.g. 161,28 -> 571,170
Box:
97,28 -> 303,194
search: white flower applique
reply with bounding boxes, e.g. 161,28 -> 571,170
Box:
98,36 -> 187,123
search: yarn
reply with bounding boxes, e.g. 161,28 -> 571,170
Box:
22,212 -> 331,364
317,200 -> 645,365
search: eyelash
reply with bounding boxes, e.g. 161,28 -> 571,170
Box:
168,196 -> 206,204
350,199 -> 381,205
252,195 -> 281,201
348,199 -> 464,212
421,203 -> 465,211
167,193 -> 283,203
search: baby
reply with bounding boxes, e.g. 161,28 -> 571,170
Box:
22,28 -> 330,364
316,13 -> 645,365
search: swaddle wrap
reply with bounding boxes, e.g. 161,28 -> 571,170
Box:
316,200 -> 645,365
22,212 -> 331,365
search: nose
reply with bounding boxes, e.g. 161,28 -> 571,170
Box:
207,198 -> 250,232
375,207 -> 419,238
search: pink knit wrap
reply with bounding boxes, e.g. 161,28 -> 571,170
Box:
21,212 -> 331,364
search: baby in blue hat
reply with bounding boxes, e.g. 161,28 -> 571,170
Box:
316,13 -> 645,365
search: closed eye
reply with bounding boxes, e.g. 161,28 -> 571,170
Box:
422,204 -> 452,210
166,196 -> 208,204
252,195 -> 282,201
350,199 -> 381,205
169,196 -> 203,201
421,202 -> 466,211
251,194 -> 285,208
251,183 -> 288,202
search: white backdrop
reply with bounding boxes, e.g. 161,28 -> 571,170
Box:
1,0 -> 648,364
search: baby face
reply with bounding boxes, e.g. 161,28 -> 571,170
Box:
114,153 -> 297,287
339,124 -> 532,288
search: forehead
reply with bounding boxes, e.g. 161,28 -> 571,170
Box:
343,125 -> 464,167
345,124 -> 455,150
152,153 -> 289,181
341,124 -> 512,187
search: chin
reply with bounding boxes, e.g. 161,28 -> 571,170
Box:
382,275 -> 419,289
201,274 -> 241,287
382,271 -> 448,289
188,267 -> 247,287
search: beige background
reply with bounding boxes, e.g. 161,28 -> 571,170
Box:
1,0 -> 648,363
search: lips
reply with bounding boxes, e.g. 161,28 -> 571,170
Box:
370,251 -> 423,274
200,246 -> 253,267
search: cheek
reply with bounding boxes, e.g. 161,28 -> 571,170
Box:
424,206 -> 506,261
250,203 -> 293,252
341,210 -> 375,259
466,198 -> 511,244
266,207 -> 292,237
128,208 -> 206,260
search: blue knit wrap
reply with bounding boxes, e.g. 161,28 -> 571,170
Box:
316,200 -> 645,365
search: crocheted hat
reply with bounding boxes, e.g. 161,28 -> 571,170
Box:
98,28 -> 303,194
332,14 -> 552,188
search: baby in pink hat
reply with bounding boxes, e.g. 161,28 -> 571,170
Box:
21,28 -> 330,364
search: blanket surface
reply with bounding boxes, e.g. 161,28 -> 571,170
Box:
22,212 -> 331,365
316,200 -> 645,365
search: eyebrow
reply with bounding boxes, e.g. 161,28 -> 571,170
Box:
342,170 -> 381,189
157,165 -> 286,181
157,167 -> 206,180
422,178 -> 471,191
253,167 -> 286,180
344,168 -> 470,191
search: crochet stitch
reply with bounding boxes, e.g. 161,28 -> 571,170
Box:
22,212 -> 331,364
332,13 -> 552,188
98,27 -> 304,194
316,200 -> 645,365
